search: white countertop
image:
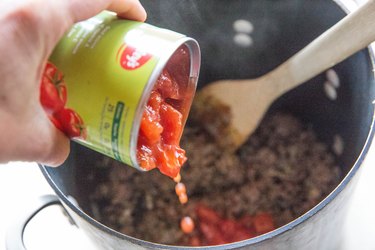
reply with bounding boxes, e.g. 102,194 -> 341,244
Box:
0,162 -> 98,250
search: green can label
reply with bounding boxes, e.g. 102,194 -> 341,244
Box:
48,11 -> 193,167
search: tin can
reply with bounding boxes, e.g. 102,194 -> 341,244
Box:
48,11 -> 200,171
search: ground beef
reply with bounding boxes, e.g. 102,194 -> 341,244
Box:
83,112 -> 341,246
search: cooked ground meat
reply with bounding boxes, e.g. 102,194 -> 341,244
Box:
82,112 -> 341,246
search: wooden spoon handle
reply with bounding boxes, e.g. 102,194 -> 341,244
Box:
268,0 -> 375,94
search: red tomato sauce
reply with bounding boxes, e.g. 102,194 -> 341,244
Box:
137,47 -> 192,179
190,204 -> 275,246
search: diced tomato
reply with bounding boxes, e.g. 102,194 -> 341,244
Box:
137,137 -> 156,171
173,173 -> 181,183
219,219 -> 238,237
189,236 -> 202,247
175,182 -> 187,196
178,193 -> 188,204
253,213 -> 275,234
239,215 -> 255,230
180,216 -> 195,234
194,205 -> 263,246
137,67 -> 188,179
148,90 -> 162,111
219,219 -> 255,243
140,91 -> 164,144
156,144 -> 186,178
196,204 -> 222,226
159,103 -> 183,145
199,222 -> 227,245
140,106 -> 163,144
156,69 -> 180,99
229,227 -> 256,242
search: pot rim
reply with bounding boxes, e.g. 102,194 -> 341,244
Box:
39,0 -> 375,249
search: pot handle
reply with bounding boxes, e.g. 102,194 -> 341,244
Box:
5,194 -> 73,250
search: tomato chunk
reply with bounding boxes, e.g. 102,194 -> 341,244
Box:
220,219 -> 255,242
253,213 -> 275,234
196,204 -> 222,226
160,103 -> 183,145
200,222 -> 227,245
156,144 -> 187,178
175,183 -> 187,196
189,236 -> 202,247
180,216 -> 195,234
193,204 -> 275,246
156,69 -> 180,99
137,136 -> 156,171
140,107 -> 163,144
137,67 -> 188,178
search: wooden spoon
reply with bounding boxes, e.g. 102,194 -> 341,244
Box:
193,0 -> 375,149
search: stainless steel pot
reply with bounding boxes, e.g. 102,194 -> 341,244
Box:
7,0 -> 375,249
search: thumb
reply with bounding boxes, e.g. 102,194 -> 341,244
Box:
0,107 -> 70,167
27,109 -> 71,167
36,0 -> 147,52
37,118 -> 71,167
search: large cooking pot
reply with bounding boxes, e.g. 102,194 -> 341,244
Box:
7,0 -> 375,249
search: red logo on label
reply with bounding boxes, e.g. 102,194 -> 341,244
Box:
117,44 -> 152,70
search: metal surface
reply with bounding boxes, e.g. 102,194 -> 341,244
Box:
5,195 -> 61,250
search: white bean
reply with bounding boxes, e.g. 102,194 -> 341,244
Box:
233,19 -> 254,34
332,134 -> 344,156
233,33 -> 253,48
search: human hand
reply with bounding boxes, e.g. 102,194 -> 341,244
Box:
0,0 -> 146,166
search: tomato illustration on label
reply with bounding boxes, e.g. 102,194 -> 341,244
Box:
117,44 -> 152,70
40,61 -> 87,140
55,108 -> 87,140
40,62 -> 67,115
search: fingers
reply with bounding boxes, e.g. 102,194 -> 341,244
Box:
65,0 -> 146,24
3,0 -> 147,55
36,121 -> 71,167
31,0 -> 146,67
0,0 -> 147,166
27,114 -> 71,167
107,0 -> 147,21
0,108 -> 70,167
28,107 -> 71,167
